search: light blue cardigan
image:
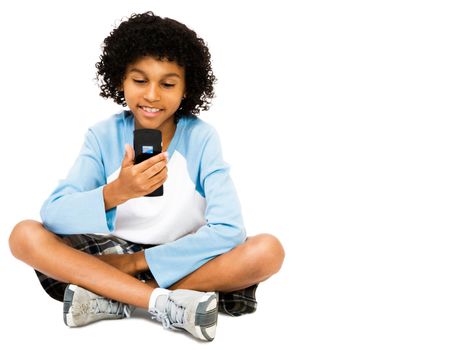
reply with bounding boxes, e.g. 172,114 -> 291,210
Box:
40,111 -> 246,287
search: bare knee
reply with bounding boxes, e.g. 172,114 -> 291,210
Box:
245,233 -> 285,279
9,219 -> 51,260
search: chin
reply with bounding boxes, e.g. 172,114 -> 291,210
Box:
139,121 -> 162,130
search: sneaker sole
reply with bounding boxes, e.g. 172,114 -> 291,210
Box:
63,284 -> 77,327
194,293 -> 218,341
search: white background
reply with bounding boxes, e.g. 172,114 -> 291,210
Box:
1,0 -> 470,349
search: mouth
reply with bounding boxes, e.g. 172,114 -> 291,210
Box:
139,105 -> 164,116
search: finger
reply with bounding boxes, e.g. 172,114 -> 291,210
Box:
122,144 -> 135,167
148,168 -> 168,190
143,161 -> 167,179
134,151 -> 168,172
139,168 -> 167,196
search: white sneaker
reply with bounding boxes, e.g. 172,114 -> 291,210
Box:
148,289 -> 218,341
63,284 -> 134,327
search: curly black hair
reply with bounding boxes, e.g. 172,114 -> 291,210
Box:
95,11 -> 216,123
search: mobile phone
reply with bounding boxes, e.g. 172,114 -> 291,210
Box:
133,128 -> 163,197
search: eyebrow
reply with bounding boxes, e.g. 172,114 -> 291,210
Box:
128,68 -> 181,79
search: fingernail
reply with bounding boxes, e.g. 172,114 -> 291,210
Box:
164,151 -> 169,159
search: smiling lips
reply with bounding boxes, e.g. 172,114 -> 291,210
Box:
140,106 -> 162,113
139,105 -> 163,117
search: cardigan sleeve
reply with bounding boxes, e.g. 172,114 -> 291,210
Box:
40,129 -> 117,234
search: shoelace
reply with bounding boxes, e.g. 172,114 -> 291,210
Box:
78,297 -> 131,317
150,296 -> 185,330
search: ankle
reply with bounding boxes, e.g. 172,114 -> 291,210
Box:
133,251 -> 149,274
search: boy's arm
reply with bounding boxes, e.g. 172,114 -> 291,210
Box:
103,180 -> 125,211
145,127 -> 246,288
40,129 -> 117,234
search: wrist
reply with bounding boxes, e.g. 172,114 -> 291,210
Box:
104,180 -> 127,210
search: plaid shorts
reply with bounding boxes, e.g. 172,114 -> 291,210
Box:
34,234 -> 257,317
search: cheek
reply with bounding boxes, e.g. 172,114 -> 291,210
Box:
168,93 -> 184,107
123,89 -> 138,104
122,81 -> 139,97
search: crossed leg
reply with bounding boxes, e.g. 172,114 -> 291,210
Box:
9,220 -> 285,309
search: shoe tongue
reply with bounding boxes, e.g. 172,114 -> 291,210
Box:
156,294 -> 169,313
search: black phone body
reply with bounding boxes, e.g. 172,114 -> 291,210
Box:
133,129 -> 163,197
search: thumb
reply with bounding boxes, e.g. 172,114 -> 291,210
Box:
122,144 -> 135,167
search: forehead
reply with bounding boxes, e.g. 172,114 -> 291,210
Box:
126,56 -> 185,78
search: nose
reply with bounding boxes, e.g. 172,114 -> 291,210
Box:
144,83 -> 161,102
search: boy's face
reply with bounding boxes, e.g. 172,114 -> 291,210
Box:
121,56 -> 186,131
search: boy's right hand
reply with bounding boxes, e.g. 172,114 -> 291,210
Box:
115,144 -> 169,200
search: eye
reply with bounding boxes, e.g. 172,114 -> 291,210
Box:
133,79 -> 146,84
162,83 -> 175,88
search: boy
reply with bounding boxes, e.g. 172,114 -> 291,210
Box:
9,11 -> 284,341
